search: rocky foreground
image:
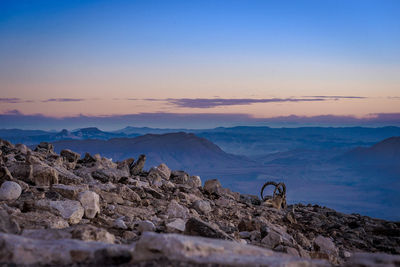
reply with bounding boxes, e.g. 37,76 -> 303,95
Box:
0,139 -> 399,266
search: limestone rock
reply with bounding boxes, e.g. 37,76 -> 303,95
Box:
192,199 -> 212,214
32,163 -> 59,186
117,185 -> 141,202
166,218 -> 186,233
78,191 -> 100,219
0,181 -> 22,201
149,163 -> 171,180
60,149 -> 80,163
167,200 -> 189,219
49,200 -> 84,224
187,175 -> 202,188
14,211 -> 70,229
314,235 -> 338,256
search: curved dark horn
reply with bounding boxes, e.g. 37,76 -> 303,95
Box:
274,182 -> 286,197
260,181 -> 278,201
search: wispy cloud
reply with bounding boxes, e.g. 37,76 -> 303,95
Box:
304,96 -> 367,100
145,97 -> 328,108
42,98 -> 86,103
0,98 -> 28,103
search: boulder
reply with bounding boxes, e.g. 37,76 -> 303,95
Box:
167,200 -> 189,219
149,163 -> 171,180
192,200 -> 212,214
60,149 -> 80,163
117,185 -> 141,202
32,163 -> 59,186
170,170 -> 189,184
0,210 -> 20,234
13,211 -> 69,230
187,175 -> 202,188
34,142 -> 54,153
314,235 -> 338,256
78,191 -> 100,219
185,217 -> 234,241
47,200 -> 84,224
0,181 -> 22,201
166,218 -> 186,233
203,179 -> 222,195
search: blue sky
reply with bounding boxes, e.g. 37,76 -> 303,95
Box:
0,0 -> 399,128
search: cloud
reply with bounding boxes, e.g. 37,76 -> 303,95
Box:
0,98 -> 24,103
145,97 -> 328,108
42,98 -> 86,103
0,110 -> 399,130
303,96 -> 367,101
2,109 -> 23,115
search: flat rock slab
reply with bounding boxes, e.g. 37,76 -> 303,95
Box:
0,232 -> 133,266
133,232 -> 330,266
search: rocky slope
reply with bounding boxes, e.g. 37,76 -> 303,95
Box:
0,139 -> 399,266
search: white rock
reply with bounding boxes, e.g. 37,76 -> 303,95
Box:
166,218 -> 186,233
261,230 -> 283,248
155,163 -> 171,180
167,200 -> 189,219
0,181 -> 22,201
192,200 -> 212,214
314,235 -> 338,256
49,200 -> 84,224
78,191 -> 100,219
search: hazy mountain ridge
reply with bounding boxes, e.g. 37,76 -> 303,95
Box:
337,136 -> 400,166
52,132 -> 257,171
3,126 -> 400,156
0,127 -> 140,145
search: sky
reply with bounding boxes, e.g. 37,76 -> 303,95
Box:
0,0 -> 400,129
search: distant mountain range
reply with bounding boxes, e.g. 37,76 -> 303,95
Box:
0,127 -> 139,145
52,132 -> 256,171
2,126 -> 400,155
337,136 -> 400,167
